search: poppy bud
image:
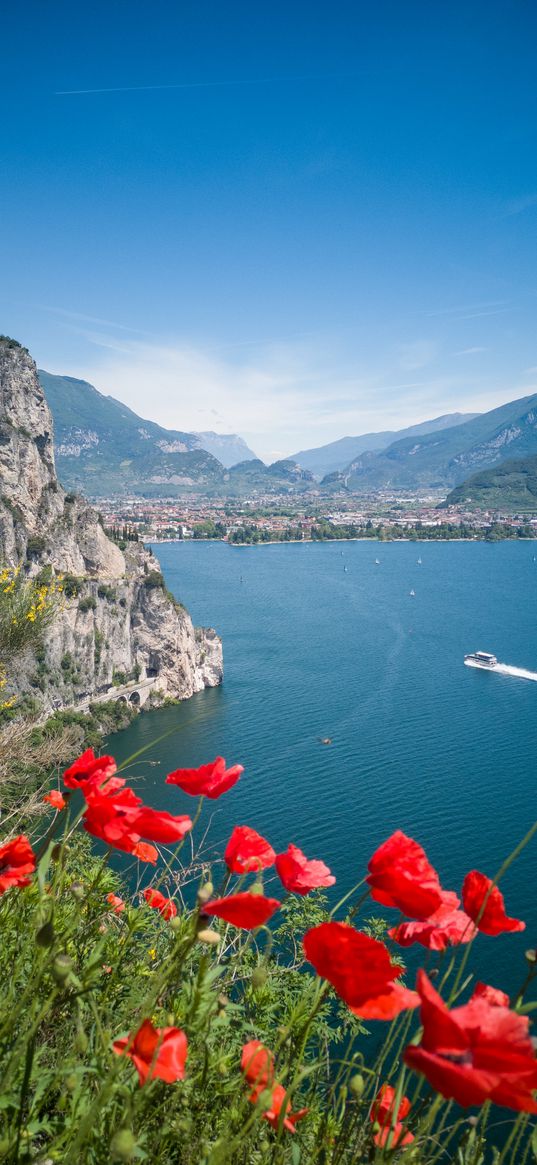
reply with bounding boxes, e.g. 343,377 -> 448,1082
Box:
197,882 -> 214,905
110,1129 -> 137,1162
197,927 -> 221,945
51,843 -> 64,861
251,966 -> 267,990
349,1073 -> 365,1098
69,882 -> 85,900
52,953 -> 74,984
65,1074 -> 78,1092
36,920 -> 55,947
217,993 -> 230,1008
169,916 -> 182,933
525,948 -> 537,964
74,1027 -> 88,1053
467,1116 -> 479,1127
250,882 -> 263,896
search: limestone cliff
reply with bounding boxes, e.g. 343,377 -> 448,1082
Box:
0,338 -> 223,712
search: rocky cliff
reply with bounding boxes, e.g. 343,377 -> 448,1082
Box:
0,338 -> 223,712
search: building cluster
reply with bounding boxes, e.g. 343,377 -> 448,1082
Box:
93,494 -> 537,544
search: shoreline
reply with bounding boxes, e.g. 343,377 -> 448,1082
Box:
150,534 -> 537,547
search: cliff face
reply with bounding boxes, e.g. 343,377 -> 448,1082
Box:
0,339 -> 223,712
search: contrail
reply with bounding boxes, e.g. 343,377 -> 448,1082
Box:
55,74 -> 333,96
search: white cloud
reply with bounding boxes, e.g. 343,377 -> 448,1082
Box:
45,324 -> 529,461
453,347 -> 488,356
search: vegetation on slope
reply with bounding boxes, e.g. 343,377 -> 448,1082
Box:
444,453 -> 537,510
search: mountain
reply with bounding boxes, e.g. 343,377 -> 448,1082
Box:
293,413 -> 480,478
330,394 -> 537,493
0,339 -> 222,713
443,454 -> 537,511
193,430 -> 257,468
38,370 -> 257,494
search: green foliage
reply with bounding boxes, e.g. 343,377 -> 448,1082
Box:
143,571 -> 165,590
62,574 -> 84,599
79,595 -> 97,613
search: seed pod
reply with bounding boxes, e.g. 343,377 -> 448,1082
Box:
197,927 -> 221,945
110,1129 -> 137,1162
74,1027 -> 88,1054
169,916 -> 182,933
52,953 -> 74,984
525,948 -> 537,964
197,882 -> 214,905
349,1073 -> 365,1098
36,920 -> 55,947
251,966 -> 267,990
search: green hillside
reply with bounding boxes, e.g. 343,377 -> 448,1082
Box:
443,454 -> 537,510
333,393 -> 537,491
293,412 -> 479,478
39,371 -> 258,495
39,371 -> 313,498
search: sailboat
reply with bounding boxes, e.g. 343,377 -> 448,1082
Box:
417,556 -> 422,564
409,588 -> 415,596
375,558 -> 380,565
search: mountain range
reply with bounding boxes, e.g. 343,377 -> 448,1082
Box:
292,413 -> 479,478
37,367 -> 537,503
321,393 -> 537,493
39,371 -> 315,497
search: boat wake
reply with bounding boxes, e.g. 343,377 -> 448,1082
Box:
464,659 -> 537,682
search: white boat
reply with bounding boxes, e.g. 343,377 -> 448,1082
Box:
417,557 -> 422,564
464,651 -> 498,670
409,589 -> 415,596
375,558 -> 380,565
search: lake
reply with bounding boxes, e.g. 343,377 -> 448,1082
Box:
109,539 -> 537,995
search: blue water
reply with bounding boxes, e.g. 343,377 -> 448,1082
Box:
109,540 -> 537,996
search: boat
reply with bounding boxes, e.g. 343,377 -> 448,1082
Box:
409,589 -> 415,596
464,651 -> 498,670
417,556 -> 422,564
375,558 -> 380,565
343,565 -> 348,572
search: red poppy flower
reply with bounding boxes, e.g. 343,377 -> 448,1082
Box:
203,892 -> 280,929
389,891 -> 477,951
43,790 -> 66,810
367,830 -> 443,919
370,1084 -> 414,1148
113,1018 -> 187,1086
107,892 -> 125,914
404,969 -> 537,1111
143,887 -> 177,920
275,844 -> 336,895
82,784 -> 144,855
63,748 -> 117,792
350,981 -> 420,1021
132,841 -> 158,864
241,1040 -> 275,1088
304,922 -> 397,1006
225,826 -> 276,874
249,1082 -> 309,1134
462,870 -> 525,936
131,807 -> 192,845
471,982 -> 510,1007
82,782 -> 191,859
166,756 -> 244,799
0,835 -> 36,894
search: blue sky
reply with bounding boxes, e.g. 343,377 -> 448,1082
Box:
2,1 -> 537,460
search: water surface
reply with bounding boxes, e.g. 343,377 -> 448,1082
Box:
109,540 -> 537,994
